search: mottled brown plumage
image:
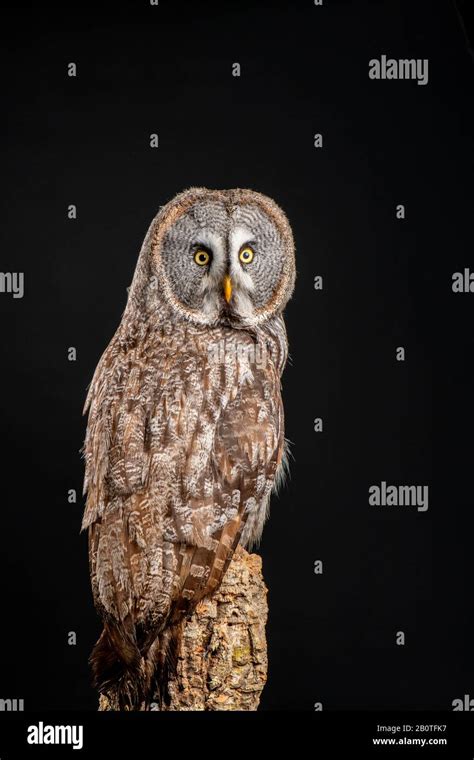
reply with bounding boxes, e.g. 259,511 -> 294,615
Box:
82,187 -> 295,709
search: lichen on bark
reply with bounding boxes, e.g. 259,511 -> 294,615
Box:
99,547 -> 268,711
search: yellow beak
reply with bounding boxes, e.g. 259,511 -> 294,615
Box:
223,275 -> 232,303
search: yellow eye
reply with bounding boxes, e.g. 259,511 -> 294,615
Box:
239,246 -> 254,264
194,249 -> 210,266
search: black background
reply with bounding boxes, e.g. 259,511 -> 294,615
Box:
0,0 -> 473,711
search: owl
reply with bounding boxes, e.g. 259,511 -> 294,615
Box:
82,187 -> 295,710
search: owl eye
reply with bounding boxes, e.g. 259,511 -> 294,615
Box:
194,249 -> 211,266
239,246 -> 254,264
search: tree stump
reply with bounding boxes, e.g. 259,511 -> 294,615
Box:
98,547 -> 268,711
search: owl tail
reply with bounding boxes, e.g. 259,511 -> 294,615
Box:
90,618 -> 146,711
144,621 -> 184,709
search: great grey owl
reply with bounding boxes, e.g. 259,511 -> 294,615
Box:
82,187 -> 295,709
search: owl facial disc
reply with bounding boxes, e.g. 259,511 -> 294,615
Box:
146,188 -> 295,328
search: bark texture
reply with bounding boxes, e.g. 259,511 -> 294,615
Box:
98,547 -> 268,711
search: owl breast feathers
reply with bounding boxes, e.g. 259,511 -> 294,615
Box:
82,187 -> 295,709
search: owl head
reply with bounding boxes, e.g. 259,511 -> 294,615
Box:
127,188 -> 295,329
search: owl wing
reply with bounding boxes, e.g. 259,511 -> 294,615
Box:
167,359 -> 285,623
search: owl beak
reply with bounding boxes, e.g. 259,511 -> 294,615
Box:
223,275 -> 233,303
